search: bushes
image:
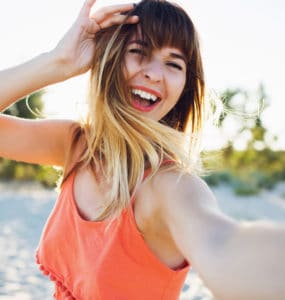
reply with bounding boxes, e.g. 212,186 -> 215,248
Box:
204,149 -> 285,195
0,158 -> 61,188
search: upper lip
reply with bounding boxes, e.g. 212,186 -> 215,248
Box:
131,85 -> 162,99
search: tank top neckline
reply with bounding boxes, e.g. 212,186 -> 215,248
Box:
64,161 -> 190,274
67,160 -> 174,225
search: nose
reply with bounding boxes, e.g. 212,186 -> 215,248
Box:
143,60 -> 163,82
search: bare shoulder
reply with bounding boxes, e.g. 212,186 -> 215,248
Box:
148,168 -> 237,274
150,168 -> 218,212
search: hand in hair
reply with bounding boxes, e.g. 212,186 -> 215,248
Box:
52,0 -> 139,79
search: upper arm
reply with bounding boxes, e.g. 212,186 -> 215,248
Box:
154,171 -> 238,298
154,171 -> 236,261
156,172 -> 285,300
0,114 -> 77,166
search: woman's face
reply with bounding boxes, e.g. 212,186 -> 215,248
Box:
123,37 -> 187,121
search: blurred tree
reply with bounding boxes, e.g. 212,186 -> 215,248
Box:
218,83 -> 272,151
205,83 -> 284,195
4,90 -> 44,119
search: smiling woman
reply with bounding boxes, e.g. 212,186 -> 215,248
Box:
0,1 -> 285,300
125,46 -> 186,116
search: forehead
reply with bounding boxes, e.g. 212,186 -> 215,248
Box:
127,0 -> 195,59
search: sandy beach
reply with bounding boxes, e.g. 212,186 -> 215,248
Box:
0,180 -> 284,300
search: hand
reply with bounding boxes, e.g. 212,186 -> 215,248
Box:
52,0 -> 138,79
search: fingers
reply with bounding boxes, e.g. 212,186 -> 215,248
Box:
99,14 -> 139,30
91,3 -> 137,25
79,2 -> 138,36
79,0 -> 97,18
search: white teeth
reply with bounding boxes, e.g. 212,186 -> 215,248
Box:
132,89 -> 159,102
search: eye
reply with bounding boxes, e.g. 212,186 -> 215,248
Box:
166,61 -> 183,71
128,48 -> 146,56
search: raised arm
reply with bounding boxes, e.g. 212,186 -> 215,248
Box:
157,171 -> 285,300
0,0 -> 138,166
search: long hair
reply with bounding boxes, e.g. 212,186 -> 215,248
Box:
63,0 -> 205,221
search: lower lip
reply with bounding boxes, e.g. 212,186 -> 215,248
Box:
131,99 -> 160,112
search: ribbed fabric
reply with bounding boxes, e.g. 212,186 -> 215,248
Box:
36,171 -> 190,299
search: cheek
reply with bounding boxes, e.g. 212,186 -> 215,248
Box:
122,66 -> 128,81
123,55 -> 139,81
172,75 -> 186,99
122,60 -> 129,81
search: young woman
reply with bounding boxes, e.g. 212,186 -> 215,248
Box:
0,0 -> 284,299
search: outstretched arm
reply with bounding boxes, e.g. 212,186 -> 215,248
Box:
0,0 -> 138,166
158,171 -> 285,300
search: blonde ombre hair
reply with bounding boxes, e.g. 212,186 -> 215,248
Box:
63,0 -> 205,221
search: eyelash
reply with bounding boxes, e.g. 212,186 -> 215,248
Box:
128,48 -> 184,71
128,48 -> 146,56
166,62 -> 183,70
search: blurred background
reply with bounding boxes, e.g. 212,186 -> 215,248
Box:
0,0 -> 285,299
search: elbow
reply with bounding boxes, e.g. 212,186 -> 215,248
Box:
187,215 -> 239,296
196,209 -> 238,260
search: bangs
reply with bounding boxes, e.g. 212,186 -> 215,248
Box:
127,0 -> 196,61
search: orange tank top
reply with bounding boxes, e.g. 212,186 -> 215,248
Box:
36,171 -> 190,299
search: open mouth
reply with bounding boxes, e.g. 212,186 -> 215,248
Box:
131,88 -> 162,112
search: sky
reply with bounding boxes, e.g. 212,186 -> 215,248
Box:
0,0 -> 284,149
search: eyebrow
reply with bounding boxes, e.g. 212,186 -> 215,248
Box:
128,39 -> 148,47
128,40 -> 187,64
169,52 -> 187,64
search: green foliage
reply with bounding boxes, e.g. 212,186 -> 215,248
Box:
0,90 -> 61,188
205,149 -> 285,195
0,158 -> 61,188
4,91 -> 44,119
204,84 -> 285,195
35,165 -> 62,188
